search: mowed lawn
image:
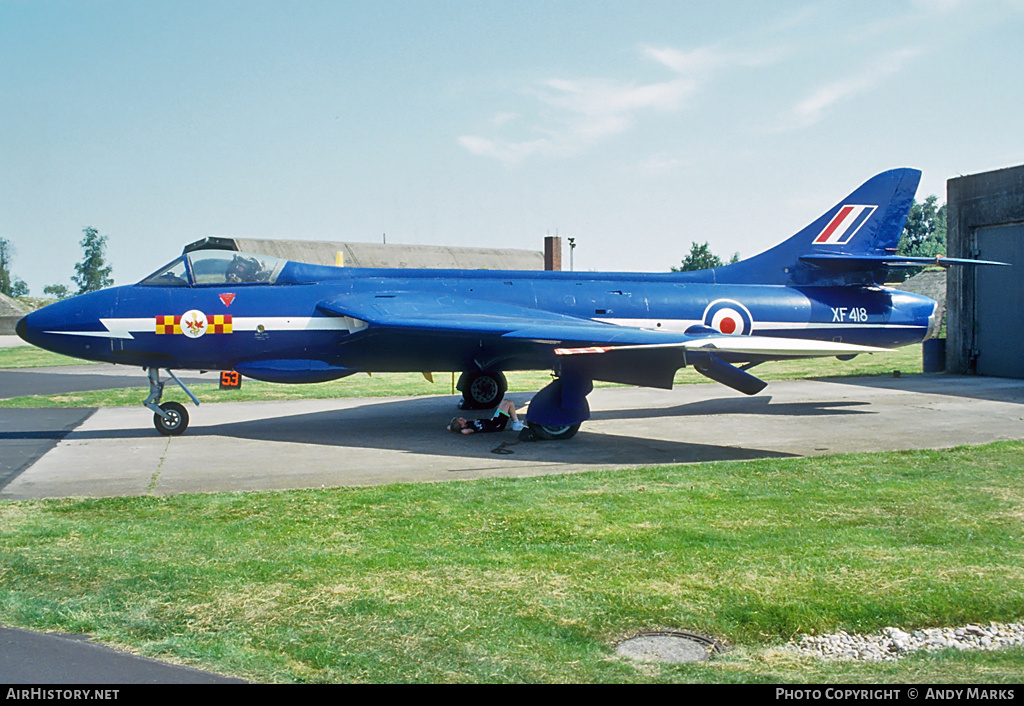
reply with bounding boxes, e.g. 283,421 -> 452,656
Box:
1,441 -> 1022,683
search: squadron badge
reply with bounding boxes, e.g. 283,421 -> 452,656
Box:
155,311 -> 232,338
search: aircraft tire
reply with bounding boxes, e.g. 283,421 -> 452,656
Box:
528,422 -> 581,441
154,401 -> 189,436
461,370 -> 507,409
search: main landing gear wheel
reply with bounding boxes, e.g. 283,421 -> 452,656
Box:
153,401 -> 189,436
527,422 -> 581,441
460,370 -> 507,409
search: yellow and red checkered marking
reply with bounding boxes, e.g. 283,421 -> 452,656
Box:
208,314 -> 232,334
155,314 -> 232,334
155,315 -> 181,335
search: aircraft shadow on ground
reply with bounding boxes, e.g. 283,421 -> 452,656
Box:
587,395 -> 871,421
49,392 -> 876,467
191,396 -> 803,466
818,373 -> 1024,404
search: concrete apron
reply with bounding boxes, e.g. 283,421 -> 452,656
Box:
3,375 -> 1023,500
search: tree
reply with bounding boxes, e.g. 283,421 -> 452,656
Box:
0,237 -> 12,296
891,195 -> 946,281
72,227 -> 113,294
672,241 -> 724,272
898,195 -> 946,258
43,283 -> 71,300
0,237 -> 28,297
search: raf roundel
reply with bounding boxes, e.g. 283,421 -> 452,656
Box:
702,299 -> 753,336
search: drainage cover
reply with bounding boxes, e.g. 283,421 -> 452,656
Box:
615,630 -> 726,664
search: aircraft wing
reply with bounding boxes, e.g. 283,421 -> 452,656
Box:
317,292 -> 884,355
318,293 -> 680,345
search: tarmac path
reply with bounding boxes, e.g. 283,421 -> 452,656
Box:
2,369 -> 1022,500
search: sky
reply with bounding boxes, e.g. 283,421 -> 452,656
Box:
2,0 -> 1023,293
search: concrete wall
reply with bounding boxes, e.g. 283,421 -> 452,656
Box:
0,293 -> 29,335
225,238 -> 546,271
946,164 -> 1024,374
0,317 -> 20,335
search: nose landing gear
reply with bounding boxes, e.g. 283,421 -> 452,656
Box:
153,401 -> 189,436
144,368 -> 200,436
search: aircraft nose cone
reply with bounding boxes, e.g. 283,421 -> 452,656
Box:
15,314 -> 29,343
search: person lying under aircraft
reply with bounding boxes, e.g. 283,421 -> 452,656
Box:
449,398 -> 526,435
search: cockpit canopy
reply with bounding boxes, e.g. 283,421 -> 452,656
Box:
141,250 -> 286,287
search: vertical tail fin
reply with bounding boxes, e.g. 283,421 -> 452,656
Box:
712,168 -> 921,286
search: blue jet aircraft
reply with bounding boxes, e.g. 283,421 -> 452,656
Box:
16,168 -> 1004,439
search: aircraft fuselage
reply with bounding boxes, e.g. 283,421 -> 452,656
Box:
18,265 -> 937,379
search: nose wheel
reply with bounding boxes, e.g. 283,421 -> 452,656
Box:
153,401 -> 189,436
144,368 -> 200,436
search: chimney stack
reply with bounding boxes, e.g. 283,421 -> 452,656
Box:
544,235 -> 562,271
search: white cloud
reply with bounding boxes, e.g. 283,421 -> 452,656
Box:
909,0 -> 977,12
533,75 -> 696,140
786,48 -> 922,129
459,43 -> 780,166
541,76 -> 694,117
644,46 -> 724,74
457,135 -> 553,165
645,45 -> 782,73
490,112 -> 520,128
458,73 -> 696,166
633,152 -> 692,176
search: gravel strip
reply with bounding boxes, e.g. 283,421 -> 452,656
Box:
784,623 -> 1024,661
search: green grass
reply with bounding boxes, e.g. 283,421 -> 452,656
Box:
0,345 -> 99,369
1,441 -> 1022,683
0,344 -> 923,408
